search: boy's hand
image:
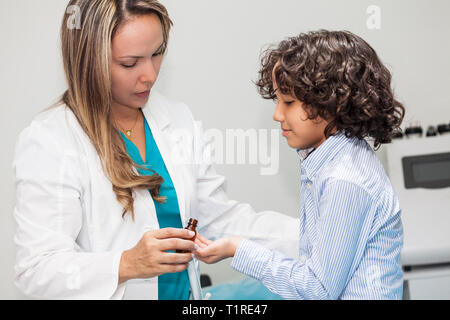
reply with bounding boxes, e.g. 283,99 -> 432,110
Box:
193,234 -> 242,264
193,233 -> 213,249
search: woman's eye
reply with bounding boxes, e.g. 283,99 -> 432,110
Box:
122,62 -> 137,69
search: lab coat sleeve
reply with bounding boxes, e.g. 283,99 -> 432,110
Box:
12,121 -> 123,299
189,112 -> 299,258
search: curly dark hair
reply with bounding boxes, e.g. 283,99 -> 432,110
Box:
256,30 -> 405,149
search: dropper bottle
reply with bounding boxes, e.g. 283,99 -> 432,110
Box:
176,218 -> 198,253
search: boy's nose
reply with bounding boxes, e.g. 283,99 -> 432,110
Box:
273,102 -> 284,123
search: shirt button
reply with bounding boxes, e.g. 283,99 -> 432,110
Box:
300,255 -> 307,263
306,183 -> 311,189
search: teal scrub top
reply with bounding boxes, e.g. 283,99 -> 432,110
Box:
119,116 -> 190,300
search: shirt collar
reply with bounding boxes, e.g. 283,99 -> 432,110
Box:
296,147 -> 315,161
297,131 -> 353,179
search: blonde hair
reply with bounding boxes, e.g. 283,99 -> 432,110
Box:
52,0 -> 173,220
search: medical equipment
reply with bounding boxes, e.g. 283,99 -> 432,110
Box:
384,125 -> 450,299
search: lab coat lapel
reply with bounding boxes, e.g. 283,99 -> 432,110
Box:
141,93 -> 188,225
142,93 -> 202,300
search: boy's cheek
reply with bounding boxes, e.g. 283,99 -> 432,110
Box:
284,132 -> 304,149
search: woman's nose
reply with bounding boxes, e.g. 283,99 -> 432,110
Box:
139,60 -> 157,84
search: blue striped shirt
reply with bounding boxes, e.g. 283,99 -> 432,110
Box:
231,132 -> 404,299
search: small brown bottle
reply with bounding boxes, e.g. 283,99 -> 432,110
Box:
176,218 -> 198,253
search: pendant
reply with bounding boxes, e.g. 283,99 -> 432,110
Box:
126,130 -> 132,137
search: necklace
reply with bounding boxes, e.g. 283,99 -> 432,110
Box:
116,109 -> 140,138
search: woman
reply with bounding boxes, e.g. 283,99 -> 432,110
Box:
12,0 -> 298,300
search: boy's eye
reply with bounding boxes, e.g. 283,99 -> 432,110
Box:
284,100 -> 295,105
152,51 -> 162,57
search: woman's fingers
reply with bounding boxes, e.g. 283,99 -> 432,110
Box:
153,227 -> 195,240
161,252 -> 193,264
159,263 -> 189,275
151,227 -> 197,252
159,238 -> 196,252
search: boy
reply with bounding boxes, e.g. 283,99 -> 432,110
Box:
194,30 -> 405,300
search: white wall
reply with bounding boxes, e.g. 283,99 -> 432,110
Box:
1,0 -> 449,299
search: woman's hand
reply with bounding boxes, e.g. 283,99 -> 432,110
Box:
193,233 -> 242,264
118,228 -> 197,284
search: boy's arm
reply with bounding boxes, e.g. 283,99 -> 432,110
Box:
231,180 -> 375,300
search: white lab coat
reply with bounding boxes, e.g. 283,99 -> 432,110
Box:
12,91 -> 299,300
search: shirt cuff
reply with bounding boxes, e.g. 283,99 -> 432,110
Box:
231,239 -> 273,280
